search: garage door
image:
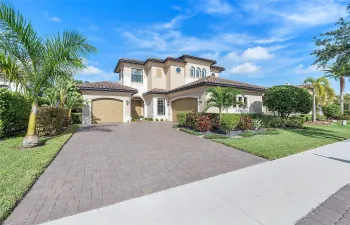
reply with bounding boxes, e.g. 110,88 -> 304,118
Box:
172,98 -> 198,122
92,99 -> 123,123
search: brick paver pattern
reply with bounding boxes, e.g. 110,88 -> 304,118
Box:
4,123 -> 266,225
297,184 -> 350,225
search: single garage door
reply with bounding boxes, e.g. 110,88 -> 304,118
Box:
172,98 -> 198,122
92,99 -> 123,123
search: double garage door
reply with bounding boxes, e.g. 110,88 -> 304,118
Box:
172,98 -> 198,122
92,99 -> 123,123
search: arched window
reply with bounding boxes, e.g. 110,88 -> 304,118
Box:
190,67 -> 195,78
201,69 -> 206,78
196,67 -> 200,78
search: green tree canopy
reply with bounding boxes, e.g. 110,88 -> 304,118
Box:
263,85 -> 312,117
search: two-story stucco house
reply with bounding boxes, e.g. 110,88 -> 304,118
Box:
79,54 -> 266,124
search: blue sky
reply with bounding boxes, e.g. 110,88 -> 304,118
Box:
11,0 -> 350,93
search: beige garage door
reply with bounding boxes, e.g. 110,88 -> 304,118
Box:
92,99 -> 123,123
172,98 -> 198,122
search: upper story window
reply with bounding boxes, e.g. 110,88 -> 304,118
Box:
211,73 -> 215,76
131,68 -> 143,83
196,67 -> 200,78
201,69 -> 206,78
190,67 -> 195,78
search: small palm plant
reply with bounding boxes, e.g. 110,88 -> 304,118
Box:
204,87 -> 242,122
303,77 -> 335,123
0,2 -> 96,147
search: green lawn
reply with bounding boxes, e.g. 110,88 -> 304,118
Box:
215,122 -> 350,160
0,125 -> 79,222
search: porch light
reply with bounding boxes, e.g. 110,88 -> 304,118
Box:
198,97 -> 202,104
167,101 -> 170,107
126,100 -> 129,105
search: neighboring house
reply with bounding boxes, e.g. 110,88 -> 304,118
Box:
79,54 -> 266,124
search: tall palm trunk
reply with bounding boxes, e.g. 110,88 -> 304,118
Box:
23,102 -> 39,147
312,88 -> 317,123
340,76 -> 345,114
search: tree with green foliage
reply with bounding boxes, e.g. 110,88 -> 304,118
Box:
322,104 -> 341,119
0,2 -> 96,147
304,77 -> 335,122
312,4 -> 350,114
204,87 -> 242,122
323,62 -> 350,114
65,85 -> 86,122
263,85 -> 312,118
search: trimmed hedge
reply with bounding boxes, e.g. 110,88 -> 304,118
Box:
334,115 -> 350,120
220,114 -> 240,134
322,104 -> 341,119
0,89 -> 31,138
70,112 -> 82,124
176,113 -> 186,126
36,107 -> 68,137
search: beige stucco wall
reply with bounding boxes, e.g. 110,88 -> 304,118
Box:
81,90 -> 133,124
121,63 -> 148,95
149,66 -> 167,90
166,86 -> 265,121
184,58 -> 211,84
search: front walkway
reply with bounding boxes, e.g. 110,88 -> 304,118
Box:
4,123 -> 265,225
42,140 -> 350,225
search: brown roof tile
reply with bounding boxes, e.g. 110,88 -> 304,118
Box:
168,76 -> 266,93
77,81 -> 138,93
143,88 -> 168,96
210,65 -> 225,72
178,54 -> 217,64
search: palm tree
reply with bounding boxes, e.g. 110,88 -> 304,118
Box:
304,77 -> 335,123
0,2 -> 96,147
323,62 -> 350,114
204,87 -> 242,121
0,53 -> 25,92
65,85 -> 86,122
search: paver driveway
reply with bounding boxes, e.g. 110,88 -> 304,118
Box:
4,122 -> 266,225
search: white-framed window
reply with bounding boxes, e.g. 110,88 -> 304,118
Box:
201,69 -> 206,78
237,95 -> 248,108
157,98 -> 165,115
196,67 -> 200,78
131,68 -> 143,83
190,67 -> 195,78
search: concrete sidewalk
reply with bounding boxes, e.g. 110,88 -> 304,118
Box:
43,140 -> 350,225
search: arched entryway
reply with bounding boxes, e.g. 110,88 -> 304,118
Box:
172,98 -> 198,122
131,96 -> 144,119
91,98 -> 123,123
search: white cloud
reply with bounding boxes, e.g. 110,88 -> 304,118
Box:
81,65 -> 104,75
293,64 -> 320,74
224,51 -> 240,62
230,62 -> 260,74
241,46 -> 274,61
278,2 -> 346,26
45,11 -> 61,22
50,17 -> 61,22
202,0 -> 233,15
163,15 -> 188,29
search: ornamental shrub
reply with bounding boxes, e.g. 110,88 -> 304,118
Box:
322,104 -> 341,119
220,114 -> 241,134
36,107 -> 68,136
263,85 -> 312,117
176,113 -> 186,127
194,114 -> 212,132
184,113 -> 200,129
206,113 -> 220,130
0,89 -> 31,138
237,114 -> 253,130
70,112 -> 82,124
